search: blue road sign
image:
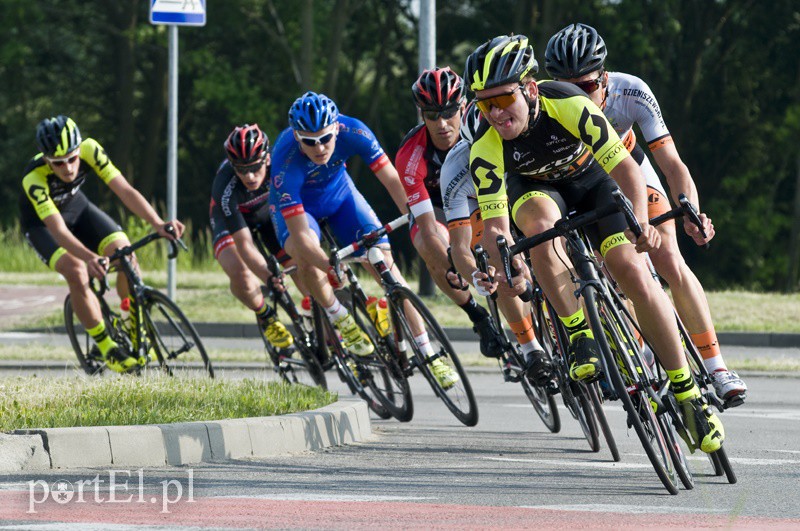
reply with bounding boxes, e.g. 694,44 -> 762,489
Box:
150,0 -> 206,26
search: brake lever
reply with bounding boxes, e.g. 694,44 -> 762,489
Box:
678,194 -> 710,250
611,189 -> 642,239
497,235 -> 532,302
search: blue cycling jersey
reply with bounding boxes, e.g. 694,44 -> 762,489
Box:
269,114 -> 389,218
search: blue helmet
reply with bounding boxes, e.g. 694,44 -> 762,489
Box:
288,91 -> 339,132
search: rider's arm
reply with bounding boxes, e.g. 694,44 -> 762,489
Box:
230,228 -> 272,285
651,143 -> 698,209
106,177 -> 183,238
373,163 -> 410,215
448,224 -> 477,279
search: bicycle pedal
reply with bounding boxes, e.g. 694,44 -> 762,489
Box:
723,392 -> 746,410
503,368 -> 522,383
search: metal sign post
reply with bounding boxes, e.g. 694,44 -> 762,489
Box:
150,1 -> 206,300
417,0 -> 436,297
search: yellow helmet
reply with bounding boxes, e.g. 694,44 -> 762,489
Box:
464,35 -> 538,92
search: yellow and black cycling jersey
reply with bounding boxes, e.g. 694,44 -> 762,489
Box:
21,138 -> 121,221
469,80 -> 630,220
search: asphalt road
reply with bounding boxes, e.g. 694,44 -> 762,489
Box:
0,358 -> 798,529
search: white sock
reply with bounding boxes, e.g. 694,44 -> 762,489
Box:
324,298 -> 348,321
519,340 -> 542,355
703,355 -> 726,373
414,332 -> 435,358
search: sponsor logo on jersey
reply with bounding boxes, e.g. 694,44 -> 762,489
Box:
279,193 -> 293,204
404,176 -> 416,186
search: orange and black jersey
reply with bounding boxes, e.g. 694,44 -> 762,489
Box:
469,80 -> 629,220
20,138 -> 121,221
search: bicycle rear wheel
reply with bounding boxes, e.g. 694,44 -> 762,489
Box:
141,289 -> 214,378
391,286 -> 478,426
584,285 -> 678,494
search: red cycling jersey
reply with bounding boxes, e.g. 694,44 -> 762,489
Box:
395,124 -> 451,218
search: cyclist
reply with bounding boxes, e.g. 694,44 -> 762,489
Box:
269,91 -> 459,388
19,115 -> 184,373
440,101 -> 549,381
465,35 -> 724,452
396,67 -> 504,360
543,22 -> 746,405
209,124 -> 297,364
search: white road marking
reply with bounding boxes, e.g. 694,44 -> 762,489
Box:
507,402 -> 800,422
521,503 -> 726,514
0,296 -> 57,310
0,332 -> 49,340
212,493 -> 436,502
483,456 -> 652,470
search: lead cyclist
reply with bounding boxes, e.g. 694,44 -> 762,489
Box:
543,23 -> 746,406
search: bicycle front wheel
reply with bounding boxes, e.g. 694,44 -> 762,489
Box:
273,294 -> 327,389
141,290 -> 214,378
583,285 -> 678,494
64,294 -> 108,376
391,286 -> 478,426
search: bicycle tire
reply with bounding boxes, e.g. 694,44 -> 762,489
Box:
583,285 -> 678,494
660,411 -> 695,490
316,302 -> 392,419
520,376 -> 560,433
711,446 -> 737,484
587,382 -> 621,462
141,289 -> 214,378
64,295 -> 109,376
274,294 -> 328,389
351,295 -> 414,422
390,285 -> 478,426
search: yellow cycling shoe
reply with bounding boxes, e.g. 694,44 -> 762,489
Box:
680,396 -> 725,453
103,346 -> 139,373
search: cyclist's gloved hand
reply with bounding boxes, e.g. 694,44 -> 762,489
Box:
86,255 -> 109,280
625,222 -> 661,253
327,265 -> 344,290
684,212 -> 715,246
471,270 -> 495,297
267,270 -> 287,293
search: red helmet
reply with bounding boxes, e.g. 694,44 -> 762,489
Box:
224,124 -> 268,165
411,67 -> 465,111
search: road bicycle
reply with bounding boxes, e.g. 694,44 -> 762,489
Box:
530,282 -> 621,461
641,195 -> 738,486
473,244 -> 560,433
252,233 -> 327,389
64,227 -> 213,378
497,190 -> 692,494
327,215 -> 478,426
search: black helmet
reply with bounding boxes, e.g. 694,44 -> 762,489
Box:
224,124 -> 269,165
544,23 -> 607,79
464,35 -> 538,92
35,115 -> 82,157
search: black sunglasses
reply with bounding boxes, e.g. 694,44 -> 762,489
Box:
232,158 -> 266,174
572,71 -> 605,94
422,106 -> 461,121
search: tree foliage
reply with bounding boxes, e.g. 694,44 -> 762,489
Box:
1,0 -> 798,288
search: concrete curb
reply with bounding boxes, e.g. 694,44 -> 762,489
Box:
0,399 -> 371,472
27,323 -> 800,348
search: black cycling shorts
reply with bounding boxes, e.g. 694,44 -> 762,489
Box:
19,191 -> 125,269
507,164 -> 630,255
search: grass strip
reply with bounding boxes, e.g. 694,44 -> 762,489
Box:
0,375 -> 336,431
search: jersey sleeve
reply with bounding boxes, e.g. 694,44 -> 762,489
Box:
342,117 -> 390,173
395,127 -> 432,218
211,165 -> 247,234
22,166 -> 58,220
545,93 -> 630,174
469,123 -> 508,220
625,76 -> 673,151
269,134 -> 306,220
440,141 -> 474,226
80,138 -> 121,184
